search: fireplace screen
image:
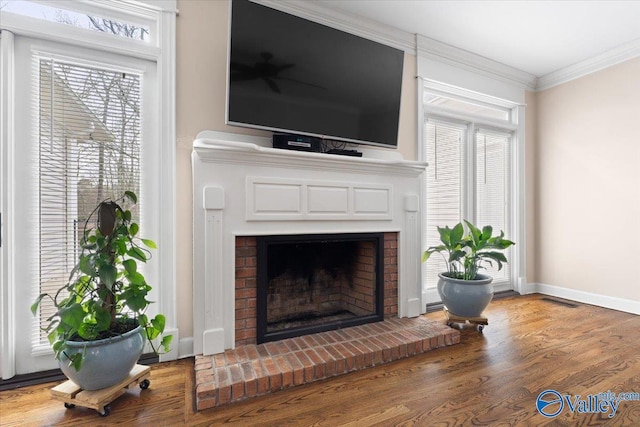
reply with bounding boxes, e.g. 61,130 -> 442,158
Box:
256,233 -> 384,343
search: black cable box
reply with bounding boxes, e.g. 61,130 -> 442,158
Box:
326,148 -> 362,157
272,134 -> 322,152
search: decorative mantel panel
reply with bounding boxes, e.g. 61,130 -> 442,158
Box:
192,131 -> 427,356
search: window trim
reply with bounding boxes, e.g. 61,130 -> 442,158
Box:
0,0 -> 177,379
419,80 -> 526,304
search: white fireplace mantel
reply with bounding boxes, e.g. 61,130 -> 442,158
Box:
192,131 -> 427,356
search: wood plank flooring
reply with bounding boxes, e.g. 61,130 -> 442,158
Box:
1,294 -> 639,426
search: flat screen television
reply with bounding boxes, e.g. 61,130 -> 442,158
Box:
226,0 -> 404,148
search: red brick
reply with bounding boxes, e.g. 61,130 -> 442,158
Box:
240,361 -> 257,397
213,353 -> 226,368
224,349 -> 239,365
251,359 -> 270,395
324,345 -> 346,374
197,397 -> 217,411
284,353 -> 305,385
236,267 -> 256,278
304,349 -> 326,379
244,345 -> 260,360
342,341 -> 364,369
228,364 -> 245,400
196,382 -> 217,400
264,342 -> 280,356
215,367 -> 231,405
294,350 -> 315,382
194,356 -> 213,370
283,338 -> 301,352
256,344 -> 269,358
313,346 -> 336,377
262,357 -> 282,392
274,356 -> 294,389
333,343 -> 356,372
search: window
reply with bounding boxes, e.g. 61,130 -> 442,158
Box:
423,91 -> 516,297
1,0 -> 176,378
2,1 -> 151,41
36,56 -> 142,342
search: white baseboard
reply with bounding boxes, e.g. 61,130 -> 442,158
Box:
177,336 -> 194,359
531,282 -> 640,315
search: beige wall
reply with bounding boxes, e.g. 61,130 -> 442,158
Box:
175,0 -> 417,338
535,57 -> 640,301
525,90 -> 537,283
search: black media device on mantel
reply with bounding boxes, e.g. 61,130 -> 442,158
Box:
272,134 -> 322,153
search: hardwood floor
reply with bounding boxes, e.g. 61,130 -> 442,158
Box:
1,294 -> 639,426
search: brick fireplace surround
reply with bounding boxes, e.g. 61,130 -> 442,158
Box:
235,232 -> 398,346
192,131 -> 459,409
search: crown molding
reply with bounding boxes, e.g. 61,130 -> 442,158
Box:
255,1 -> 536,90
254,0 -> 415,54
252,1 -> 639,93
416,35 -> 537,91
536,38 -> 640,91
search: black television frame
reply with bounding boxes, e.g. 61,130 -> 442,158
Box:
225,0 -> 404,149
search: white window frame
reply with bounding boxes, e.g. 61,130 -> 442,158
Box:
0,0 -> 177,379
419,80 -> 527,304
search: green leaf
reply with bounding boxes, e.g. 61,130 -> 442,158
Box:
99,264 -> 117,289
450,223 -> 464,245
481,225 -> 493,241
141,238 -> 157,249
78,322 -> 99,340
422,251 -> 431,262
78,256 -> 95,276
160,335 -> 173,352
124,191 -> 137,204
59,303 -> 85,329
128,247 -> 147,262
126,271 -> 146,285
123,259 -> 137,275
437,226 -> 451,247
31,294 -> 47,315
94,307 -> 112,330
464,221 -> 481,246
151,314 -> 166,333
129,222 -> 139,236
69,353 -> 83,372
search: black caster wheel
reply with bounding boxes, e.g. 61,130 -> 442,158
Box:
477,324 -> 484,333
140,379 -> 150,390
64,402 -> 75,409
98,405 -> 111,417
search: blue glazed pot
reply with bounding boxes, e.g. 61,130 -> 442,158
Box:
59,325 -> 145,390
437,273 -> 493,318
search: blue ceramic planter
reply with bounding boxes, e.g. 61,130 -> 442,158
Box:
437,273 -> 493,318
59,325 -> 145,390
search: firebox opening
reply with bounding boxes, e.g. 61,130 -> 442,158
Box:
257,233 -> 384,343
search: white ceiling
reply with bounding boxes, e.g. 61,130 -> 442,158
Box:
312,0 -> 640,77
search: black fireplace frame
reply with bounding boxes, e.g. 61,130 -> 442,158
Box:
256,232 -> 385,344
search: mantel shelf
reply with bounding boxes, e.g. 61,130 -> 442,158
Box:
193,131 -> 427,176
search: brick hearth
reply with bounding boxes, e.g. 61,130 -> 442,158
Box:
195,316 -> 460,410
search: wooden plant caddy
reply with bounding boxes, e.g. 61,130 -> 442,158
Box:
50,364 -> 151,417
444,307 -> 488,332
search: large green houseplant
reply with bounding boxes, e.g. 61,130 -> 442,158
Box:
31,191 -> 171,390
422,220 -> 514,317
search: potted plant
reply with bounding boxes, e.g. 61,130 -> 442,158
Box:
31,191 -> 172,390
422,220 -> 515,318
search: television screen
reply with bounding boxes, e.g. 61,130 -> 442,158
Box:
227,0 -> 404,148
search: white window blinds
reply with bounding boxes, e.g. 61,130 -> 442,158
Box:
475,129 -> 512,283
423,119 -> 467,289
423,119 -> 513,290
35,56 -> 142,344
